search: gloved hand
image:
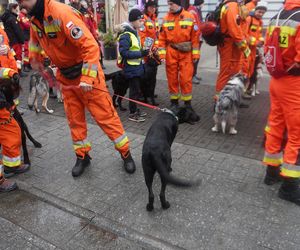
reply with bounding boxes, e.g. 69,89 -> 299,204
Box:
79,82 -> 93,92
11,73 -> 20,85
141,49 -> 150,57
0,45 -> 8,55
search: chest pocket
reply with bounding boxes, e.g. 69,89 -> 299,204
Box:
44,20 -> 61,39
163,21 -> 175,31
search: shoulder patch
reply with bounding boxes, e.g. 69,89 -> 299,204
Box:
66,21 -> 74,29
0,35 -> 4,44
194,25 -> 199,31
70,26 -> 83,39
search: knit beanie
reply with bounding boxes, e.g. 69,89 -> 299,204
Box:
194,0 -> 204,6
168,0 -> 181,6
144,0 -> 157,8
129,8 -> 143,22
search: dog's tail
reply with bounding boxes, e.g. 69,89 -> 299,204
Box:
104,70 -> 123,81
156,162 -> 201,188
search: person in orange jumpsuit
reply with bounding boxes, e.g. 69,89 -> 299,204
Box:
187,0 -> 202,85
0,76 -> 20,193
262,0 -> 300,205
0,69 -> 30,179
215,0 -> 251,97
19,7 -> 31,72
20,0 -> 136,176
158,0 -> 200,111
0,27 -> 18,72
245,0 -> 260,12
245,3 -> 266,94
139,0 -> 160,106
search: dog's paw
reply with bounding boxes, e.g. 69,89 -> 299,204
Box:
229,128 -> 237,135
35,109 -> 41,113
47,109 -> 54,114
146,203 -> 154,211
211,126 -> 219,132
161,201 -> 170,210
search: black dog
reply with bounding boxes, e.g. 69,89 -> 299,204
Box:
142,107 -> 201,211
105,70 -> 129,111
0,77 -> 42,166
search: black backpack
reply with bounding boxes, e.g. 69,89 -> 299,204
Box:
203,0 -> 236,46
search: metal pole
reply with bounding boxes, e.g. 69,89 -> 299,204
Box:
105,0 -> 109,31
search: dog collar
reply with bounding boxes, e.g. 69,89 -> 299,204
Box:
161,108 -> 178,121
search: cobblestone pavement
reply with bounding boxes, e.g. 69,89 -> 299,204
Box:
1,52 -> 300,249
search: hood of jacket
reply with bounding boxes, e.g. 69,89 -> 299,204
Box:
284,0 -> 300,11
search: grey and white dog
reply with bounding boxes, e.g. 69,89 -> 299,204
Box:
212,74 -> 247,135
28,68 -> 54,114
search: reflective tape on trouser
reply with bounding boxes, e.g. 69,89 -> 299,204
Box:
181,94 -> 192,101
73,140 -> 91,151
2,155 -> 21,167
281,163 -> 300,178
114,134 -> 129,149
170,93 -> 180,100
265,125 -> 271,133
263,151 -> 283,167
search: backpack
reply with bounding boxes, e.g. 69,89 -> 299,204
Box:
265,9 -> 300,78
203,0 -> 236,46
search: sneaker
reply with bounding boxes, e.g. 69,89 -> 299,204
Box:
195,76 -> 202,81
137,110 -> 147,117
192,76 -> 200,84
128,113 -> 146,122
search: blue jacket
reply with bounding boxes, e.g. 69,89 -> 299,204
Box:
118,23 -> 144,79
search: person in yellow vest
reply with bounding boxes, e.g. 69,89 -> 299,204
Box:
118,8 -> 149,122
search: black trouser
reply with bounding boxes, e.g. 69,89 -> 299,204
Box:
143,63 -> 158,98
193,59 -> 199,77
248,54 -> 260,91
129,77 -> 141,114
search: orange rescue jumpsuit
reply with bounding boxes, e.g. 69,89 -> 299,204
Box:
158,8 -> 200,102
216,1 -> 250,93
263,0 -> 300,178
247,15 -> 264,77
0,28 -> 18,71
0,67 -> 21,168
29,0 -> 130,158
246,0 -> 257,12
139,13 -> 160,52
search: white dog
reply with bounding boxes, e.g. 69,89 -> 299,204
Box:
212,74 -> 246,135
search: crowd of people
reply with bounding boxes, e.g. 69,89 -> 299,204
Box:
1,0 -> 300,206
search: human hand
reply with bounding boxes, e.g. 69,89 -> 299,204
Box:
141,49 -> 150,57
79,82 -> 93,92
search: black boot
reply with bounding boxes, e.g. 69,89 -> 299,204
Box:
122,152 -> 136,174
4,164 -> 30,176
278,177 -> 300,205
184,101 -> 200,122
264,165 -> 282,185
72,154 -> 91,177
170,99 -> 179,112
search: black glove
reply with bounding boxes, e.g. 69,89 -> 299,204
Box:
141,49 -> 150,57
12,73 -> 20,85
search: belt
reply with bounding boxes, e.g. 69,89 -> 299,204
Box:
59,62 -> 83,80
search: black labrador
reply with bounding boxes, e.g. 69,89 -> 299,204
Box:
0,77 -> 42,166
142,107 -> 201,211
105,70 -> 129,111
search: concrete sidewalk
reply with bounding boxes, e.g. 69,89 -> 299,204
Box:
1,45 -> 300,250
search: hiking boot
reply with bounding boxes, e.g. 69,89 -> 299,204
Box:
264,165 -> 282,185
128,113 -> 146,123
122,152 -> 136,174
4,164 -> 30,176
192,76 -> 200,84
72,154 -> 91,177
170,99 -> 179,112
0,178 -> 18,193
278,177 -> 300,205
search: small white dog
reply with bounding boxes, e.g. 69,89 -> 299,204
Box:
212,74 -> 246,135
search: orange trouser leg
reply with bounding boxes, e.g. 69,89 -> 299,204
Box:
0,110 -> 21,168
216,41 -> 243,93
179,53 -> 193,101
166,47 -> 180,100
86,88 -> 129,158
263,79 -> 285,167
62,88 -> 89,158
